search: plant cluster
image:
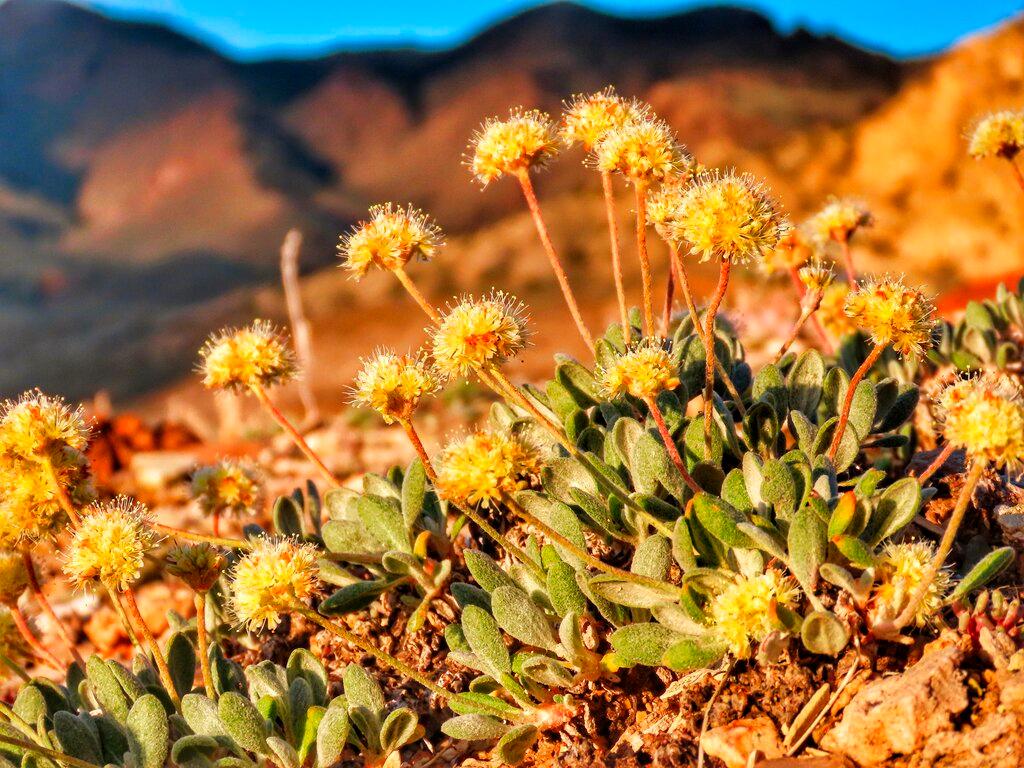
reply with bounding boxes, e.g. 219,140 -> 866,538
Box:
1,90 -> 1023,767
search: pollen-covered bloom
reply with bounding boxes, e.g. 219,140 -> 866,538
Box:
199,321 -> 297,391
870,541 -> 951,629
0,391 -> 90,462
763,227 -> 818,275
968,110 -> 1024,160
670,171 -> 787,264
598,339 -> 680,400
645,177 -> 689,243
431,292 -> 530,378
436,429 -> 542,508
710,569 -> 800,658
595,115 -> 682,183
844,277 -> 936,357
191,460 -> 264,519
798,261 -> 835,295
939,372 -> 1024,471
350,349 -> 440,424
166,543 -> 227,593
0,551 -> 27,607
808,197 -> 873,244
469,109 -> 559,185
817,282 -> 857,339
338,204 -> 442,279
64,497 -> 158,592
560,88 -> 643,152
230,537 -> 320,631
0,453 -> 94,546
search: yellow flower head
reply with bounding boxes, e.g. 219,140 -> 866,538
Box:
436,429 -> 542,508
0,551 -> 27,607
763,226 -> 819,275
166,543 -> 227,593
710,569 -> 800,658
818,282 -> 857,339
230,537 -> 320,631
597,338 -> 680,400
469,109 -> 558,186
808,197 -> 873,244
0,391 -> 90,461
646,177 -> 689,243
0,453 -> 94,547
350,349 -> 440,424
670,171 -> 786,264
939,372 -> 1024,470
870,541 -> 951,629
191,460 -> 264,518
844,277 -> 936,357
968,110 -> 1024,160
0,608 -> 29,667
198,320 -> 297,391
560,88 -> 644,152
64,497 -> 157,592
431,292 -> 530,379
798,261 -> 835,295
338,204 -> 442,279
595,115 -> 682,183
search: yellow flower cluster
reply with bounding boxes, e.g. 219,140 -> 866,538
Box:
710,569 -> 800,658
597,339 -> 680,400
230,537 -> 320,631
338,204 -> 442,279
870,541 -> 951,629
191,460 -> 264,518
940,372 -> 1024,470
199,321 -> 297,391
560,88 -> 643,153
0,391 -> 90,460
817,282 -> 857,339
645,177 -> 689,243
671,172 -> 786,264
431,292 -> 530,378
0,551 -> 27,607
350,350 -> 439,424
64,497 -> 157,592
797,261 -> 834,295
436,429 -> 542,508
595,115 -> 682,183
968,110 -> 1024,160
469,109 -> 559,185
166,543 -> 227,593
844,277 -> 936,357
808,197 -> 873,243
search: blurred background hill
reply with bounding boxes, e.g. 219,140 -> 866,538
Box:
1,0 -> 1022,403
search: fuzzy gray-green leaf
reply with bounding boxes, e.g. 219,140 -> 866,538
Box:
490,587 -> 557,652
218,692 -> 268,755
126,694 -> 169,768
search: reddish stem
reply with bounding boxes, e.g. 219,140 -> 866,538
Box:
250,383 -> 339,488
645,396 -> 701,494
916,442 -> 957,485
838,238 -> 857,285
633,180 -> 655,337
21,550 -> 85,668
702,260 -> 732,459
601,170 -> 630,343
10,605 -> 62,668
826,344 -> 883,461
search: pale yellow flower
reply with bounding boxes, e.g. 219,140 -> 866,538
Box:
595,115 -> 682,183
436,429 -> 541,508
198,321 -> 297,391
710,570 -> 800,658
940,372 -> 1024,471
968,110 -> 1024,160
431,292 -> 530,378
844,277 -> 936,357
64,497 -> 157,592
350,349 -> 439,424
338,204 -> 442,278
469,109 -> 558,185
560,88 -> 644,152
597,339 -> 680,400
870,541 -> 951,629
191,460 -> 264,519
230,538 -> 320,631
808,197 -> 873,244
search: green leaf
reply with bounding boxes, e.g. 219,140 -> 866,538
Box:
181,694 -> 228,739
166,632 -> 197,698
753,362 -> 788,414
441,714 -> 509,742
952,547 -> 1015,601
588,575 -> 677,609
266,737 -> 300,768
380,707 -> 420,753
788,503 -> 826,596
683,416 -> 723,469
460,606 -> 512,677
811,417 -> 859,473
827,492 -> 858,539
218,692 -> 268,755
319,579 -> 396,615
52,712 -> 103,766
631,534 -> 672,581
273,496 -> 304,538
172,735 -> 219,768
546,562 -> 587,618
490,587 -> 557,651
847,380 -> 877,441
692,493 -> 752,548
800,611 -> 850,656
609,623 -> 682,667
633,431 -> 689,503
671,517 -> 698,573
287,649 -> 328,708
761,459 -> 801,519
315,706 -> 350,768
464,550 -> 518,595
320,520 -> 382,556
494,724 -> 539,765
662,636 -> 728,671
356,494 -> 411,554
832,535 -> 876,568
865,477 -> 922,545
126,694 -> 170,768
786,350 -> 825,417
556,360 -> 602,408
86,656 -> 131,724
401,459 -> 428,529
342,665 -> 384,717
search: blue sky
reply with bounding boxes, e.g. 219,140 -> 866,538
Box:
71,0 -> 1023,60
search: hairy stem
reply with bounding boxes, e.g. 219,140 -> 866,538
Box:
43,457 -> 81,526
20,550 -> 85,669
772,290 -> 824,364
702,260 -> 732,459
250,382 -> 339,488
105,584 -> 143,651
633,180 -> 655,337
1009,157 -> 1024,195
838,237 -> 857,284
195,592 -> 216,699
393,265 -> 442,324
0,733 -> 104,768
121,588 -> 181,711
0,653 -> 29,682
787,266 -> 833,354
517,170 -> 595,354
601,170 -> 631,342
916,442 -> 958,486
826,343 -> 883,461
643,396 -> 701,494
10,605 -> 62,668
661,254 -> 675,338
152,524 -> 249,549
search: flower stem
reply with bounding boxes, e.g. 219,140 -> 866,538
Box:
787,266 -> 833,354
516,169 -> 595,354
826,343 -> 883,461
293,604 -> 451,700
105,584 -> 142,651
633,180 -> 655,337
195,592 -> 216,699
121,588 -> 181,711
661,255 -> 675,338
643,396 -> 701,495
838,237 -> 857,284
20,550 -> 85,669
10,605 -> 61,668
702,260 -> 732,459
250,382 -> 339,488
0,653 -> 29,682
0,733 -> 104,768
501,495 -> 677,593
601,170 -> 630,343
43,456 -> 80,525
152,524 -> 249,549
392,265 -> 442,324
1008,157 -> 1024,195
892,458 -> 987,632
916,442 -> 958,486
211,510 -> 221,538
772,290 -> 824,364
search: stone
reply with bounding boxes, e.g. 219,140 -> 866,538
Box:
701,716 -> 783,768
